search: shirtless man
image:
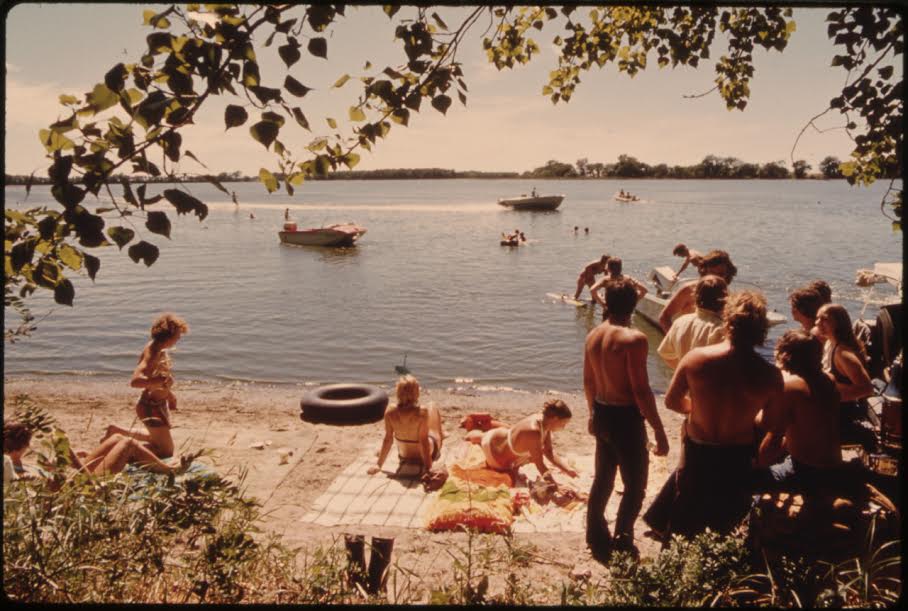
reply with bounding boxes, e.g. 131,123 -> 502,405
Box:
670,243 -> 704,286
574,254 -> 610,301
659,290 -> 783,540
584,278 -> 669,560
658,249 -> 737,333
589,257 -> 647,308
788,287 -> 825,333
756,330 -> 842,493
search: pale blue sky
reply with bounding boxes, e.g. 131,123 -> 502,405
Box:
5,4 -> 871,175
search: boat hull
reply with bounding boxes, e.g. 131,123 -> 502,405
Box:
279,224 -> 366,247
497,195 -> 564,210
635,293 -> 787,332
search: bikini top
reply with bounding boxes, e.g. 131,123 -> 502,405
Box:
825,343 -> 853,385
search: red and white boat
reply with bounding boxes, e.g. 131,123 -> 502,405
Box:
278,222 -> 367,247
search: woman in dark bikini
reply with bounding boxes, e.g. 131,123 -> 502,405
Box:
103,313 -> 188,459
369,375 -> 445,475
814,304 -> 875,449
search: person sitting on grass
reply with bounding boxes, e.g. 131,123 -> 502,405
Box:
370,375 -> 445,476
4,421 -> 36,484
464,399 -> 578,481
102,313 -> 189,460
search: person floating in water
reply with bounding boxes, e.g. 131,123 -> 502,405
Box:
249,212 -> 255,220
284,208 -> 290,220
574,226 -> 579,235
584,227 -> 590,234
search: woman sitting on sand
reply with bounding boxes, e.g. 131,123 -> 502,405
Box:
369,375 -> 445,475
814,303 -> 875,449
102,313 -> 189,459
465,399 -> 578,480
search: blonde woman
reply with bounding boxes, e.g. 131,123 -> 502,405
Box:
369,376 -> 444,475
102,313 -> 189,459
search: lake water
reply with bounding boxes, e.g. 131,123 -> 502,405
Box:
4,179 -> 902,394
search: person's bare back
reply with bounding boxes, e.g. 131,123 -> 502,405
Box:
670,341 -> 783,445
779,372 -> 842,467
584,323 -> 643,406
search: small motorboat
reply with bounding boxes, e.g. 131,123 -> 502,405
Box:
636,265 -> 787,331
497,194 -> 564,211
278,222 -> 367,247
614,192 -> 640,203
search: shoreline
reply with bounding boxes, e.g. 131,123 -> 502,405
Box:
4,374 -> 687,589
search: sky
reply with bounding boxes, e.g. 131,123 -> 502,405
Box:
4,3 -> 878,176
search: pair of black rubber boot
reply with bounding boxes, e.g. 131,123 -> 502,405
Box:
344,534 -> 394,595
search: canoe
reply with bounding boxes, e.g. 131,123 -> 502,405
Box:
497,194 -> 564,210
279,223 -> 367,247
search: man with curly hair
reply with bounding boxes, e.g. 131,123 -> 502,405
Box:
658,290 -> 783,541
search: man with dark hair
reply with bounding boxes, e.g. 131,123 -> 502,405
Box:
657,275 -> 728,369
574,254 -> 610,301
671,243 -> 704,285
657,290 -> 783,540
3,421 -> 33,485
658,249 -> 737,332
807,279 -> 832,304
789,287 -> 825,332
756,330 -> 842,492
589,257 -> 647,308
583,278 -> 669,561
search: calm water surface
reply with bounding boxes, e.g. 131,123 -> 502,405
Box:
4,179 -> 902,394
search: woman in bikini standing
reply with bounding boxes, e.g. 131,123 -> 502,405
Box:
466,399 -> 578,480
814,303 -> 875,449
103,313 -> 188,459
369,375 -> 445,475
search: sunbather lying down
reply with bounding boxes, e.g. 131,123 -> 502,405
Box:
70,433 -> 194,476
465,399 -> 578,481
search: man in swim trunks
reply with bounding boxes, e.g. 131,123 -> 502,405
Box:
756,330 -> 843,494
574,254 -> 610,301
583,278 -> 669,560
658,249 -> 737,332
659,290 -> 783,540
589,257 -> 647,309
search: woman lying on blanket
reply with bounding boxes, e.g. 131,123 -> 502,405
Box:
102,313 -> 189,459
465,399 -> 578,480
369,375 -> 445,476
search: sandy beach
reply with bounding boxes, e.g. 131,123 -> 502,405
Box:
5,374 -> 688,596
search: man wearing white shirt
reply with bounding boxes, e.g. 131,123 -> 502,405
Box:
657,275 -> 728,369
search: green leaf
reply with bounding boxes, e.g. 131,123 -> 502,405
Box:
203,175 -> 230,195
326,117 -> 337,129
39,129 -> 75,154
291,107 -> 311,130
54,279 -> 75,306
278,43 -> 302,68
342,153 -> 361,169
284,76 -> 312,97
84,254 -> 100,280
107,226 -> 135,249
104,63 -> 128,92
163,189 -> 208,220
259,168 -> 279,193
333,74 -> 351,88
390,108 -> 409,125
308,37 -> 328,59
431,12 -> 448,30
261,111 -> 286,127
57,244 -> 83,270
250,121 -> 280,149
145,211 -> 171,239
128,240 -> 160,267
349,106 -> 366,121
37,214 -> 57,240
59,94 -> 79,106
431,94 -> 452,115
184,150 -> 208,168
383,5 -> 400,19
224,104 -> 249,130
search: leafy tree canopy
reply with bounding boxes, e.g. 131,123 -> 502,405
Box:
4,4 -> 902,337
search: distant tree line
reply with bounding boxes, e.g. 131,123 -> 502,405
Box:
522,154 -> 880,180
5,155 -> 877,186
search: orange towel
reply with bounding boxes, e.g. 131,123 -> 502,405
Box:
450,463 -> 513,488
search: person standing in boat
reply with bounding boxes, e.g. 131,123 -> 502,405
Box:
574,254 -> 611,301
658,249 -> 737,332
583,278 -> 669,560
670,244 -> 705,287
370,375 -> 445,476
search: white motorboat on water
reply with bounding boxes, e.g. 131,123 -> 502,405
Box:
278,222 -> 367,247
497,193 -> 565,210
635,265 -> 787,331
614,191 -> 640,202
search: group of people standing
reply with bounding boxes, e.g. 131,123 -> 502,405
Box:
581,247 -> 881,560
